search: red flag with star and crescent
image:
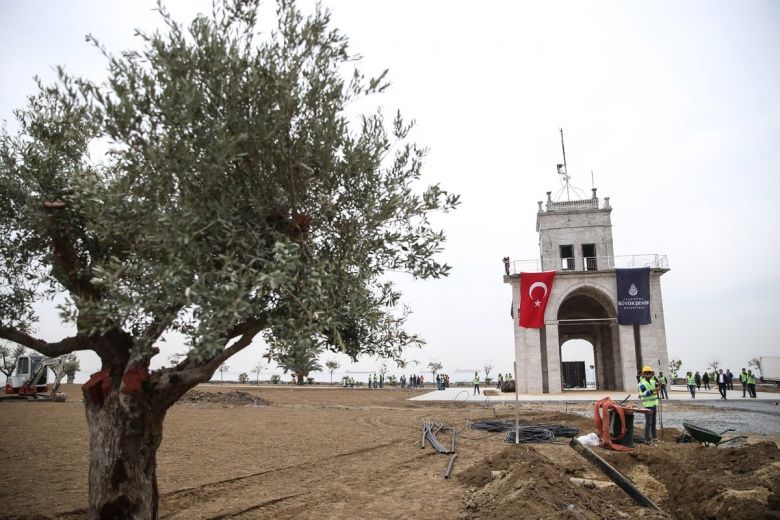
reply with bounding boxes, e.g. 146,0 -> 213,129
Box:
519,271 -> 557,328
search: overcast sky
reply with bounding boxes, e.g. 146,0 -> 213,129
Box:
1,0 -> 778,383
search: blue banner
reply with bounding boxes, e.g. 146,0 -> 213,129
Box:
616,268 -> 651,325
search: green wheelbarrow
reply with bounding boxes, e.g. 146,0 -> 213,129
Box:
679,421 -> 747,447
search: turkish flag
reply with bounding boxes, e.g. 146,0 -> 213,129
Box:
519,271 -> 557,328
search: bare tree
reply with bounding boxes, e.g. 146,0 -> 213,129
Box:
0,340 -> 26,380
483,361 -> 494,381
252,363 -> 265,385
218,364 -> 230,384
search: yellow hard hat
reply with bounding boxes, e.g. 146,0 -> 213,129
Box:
642,365 -> 654,373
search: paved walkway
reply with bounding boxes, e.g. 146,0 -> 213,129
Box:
410,385 -> 780,403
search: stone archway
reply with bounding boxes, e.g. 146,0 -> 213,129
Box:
557,286 -> 622,391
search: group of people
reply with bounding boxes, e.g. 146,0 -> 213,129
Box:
403,374 -> 425,389
685,368 -> 758,399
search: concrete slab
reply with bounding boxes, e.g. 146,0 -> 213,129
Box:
410,385 -> 780,403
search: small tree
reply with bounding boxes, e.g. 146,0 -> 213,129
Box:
325,359 -> 340,384
270,375 -> 281,385
483,361 -> 494,382
0,340 -> 26,380
748,357 -> 762,378
427,360 -> 442,382
707,360 -> 720,373
238,372 -> 249,384
252,363 -> 264,385
218,364 -> 230,384
63,352 -> 81,384
668,358 -> 682,379
273,343 -> 322,385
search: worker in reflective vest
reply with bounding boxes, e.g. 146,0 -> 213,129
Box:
637,366 -> 659,443
473,372 -> 480,395
739,368 -> 748,398
657,372 -> 669,399
747,370 -> 757,398
686,371 -> 696,398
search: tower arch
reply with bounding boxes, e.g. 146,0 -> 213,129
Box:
556,286 -> 622,391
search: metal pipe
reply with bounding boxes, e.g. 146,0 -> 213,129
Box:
569,438 -> 660,510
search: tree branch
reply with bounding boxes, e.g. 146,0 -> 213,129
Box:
0,326 -> 87,357
150,319 -> 266,410
43,201 -> 101,300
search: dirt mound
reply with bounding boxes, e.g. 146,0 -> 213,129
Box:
457,444 -> 667,519
177,390 -> 270,406
601,441 -> 780,519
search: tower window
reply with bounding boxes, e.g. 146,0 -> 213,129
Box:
582,244 -> 597,270
560,245 -> 574,270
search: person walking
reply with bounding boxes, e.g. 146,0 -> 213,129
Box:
747,370 -> 757,398
637,366 -> 659,443
726,369 -> 734,390
657,372 -> 669,399
473,371 -> 481,395
497,373 -> 503,389
702,371 -> 710,390
695,371 -> 701,390
686,371 -> 696,398
716,369 -> 727,399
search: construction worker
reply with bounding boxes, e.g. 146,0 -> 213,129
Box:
473,371 -> 480,395
686,371 -> 696,398
747,370 -> 757,398
637,365 -> 659,443
657,372 -> 669,399
740,368 -> 748,398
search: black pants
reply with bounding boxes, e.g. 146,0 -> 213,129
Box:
473,384 -> 480,395
742,381 -> 747,397
748,383 -> 756,398
718,382 -> 727,399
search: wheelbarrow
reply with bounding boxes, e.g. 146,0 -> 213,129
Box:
679,421 -> 747,447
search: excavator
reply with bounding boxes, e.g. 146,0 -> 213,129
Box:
4,354 -> 67,402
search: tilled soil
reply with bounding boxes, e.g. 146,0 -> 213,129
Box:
1,384 -> 778,519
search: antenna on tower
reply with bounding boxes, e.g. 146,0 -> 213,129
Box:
554,129 -> 585,202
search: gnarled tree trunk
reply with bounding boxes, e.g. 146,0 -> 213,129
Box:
84,387 -> 165,520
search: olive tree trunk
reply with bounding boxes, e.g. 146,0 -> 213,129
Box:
84,391 -> 165,520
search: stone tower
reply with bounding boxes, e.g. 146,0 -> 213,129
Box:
505,189 -> 670,393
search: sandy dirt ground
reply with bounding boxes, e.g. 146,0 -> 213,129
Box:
1,384 -> 779,519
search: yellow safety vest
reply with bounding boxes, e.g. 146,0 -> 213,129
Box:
686,375 -> 695,386
638,377 -> 658,408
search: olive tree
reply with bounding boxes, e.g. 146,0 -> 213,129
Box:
0,1 -> 457,518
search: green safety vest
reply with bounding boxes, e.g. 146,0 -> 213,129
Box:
638,377 -> 659,408
473,375 -> 480,384
740,372 -> 748,383
659,375 -> 667,385
686,375 -> 695,386
747,374 -> 756,384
